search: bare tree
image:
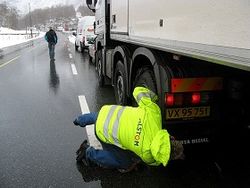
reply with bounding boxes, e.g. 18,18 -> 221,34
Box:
0,2 -> 19,29
19,5 -> 76,29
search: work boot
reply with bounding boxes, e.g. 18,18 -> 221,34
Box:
76,140 -> 89,163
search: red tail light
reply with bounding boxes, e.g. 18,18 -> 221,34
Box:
165,92 -> 207,106
87,28 -> 94,32
192,92 -> 201,105
165,93 -> 174,106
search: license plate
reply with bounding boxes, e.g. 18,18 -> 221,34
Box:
166,106 -> 210,120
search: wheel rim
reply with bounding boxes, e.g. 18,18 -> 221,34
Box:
117,75 -> 124,103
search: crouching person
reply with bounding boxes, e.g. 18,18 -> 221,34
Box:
73,86 -> 184,173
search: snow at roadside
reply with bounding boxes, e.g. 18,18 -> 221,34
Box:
0,27 -> 45,49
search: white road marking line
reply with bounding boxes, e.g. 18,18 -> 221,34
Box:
0,55 -> 20,68
78,95 -> 102,149
69,53 -> 73,59
71,64 -> 78,75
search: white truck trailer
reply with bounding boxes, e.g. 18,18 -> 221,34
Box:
86,0 -> 250,153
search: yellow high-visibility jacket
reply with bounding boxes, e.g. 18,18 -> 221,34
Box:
95,87 -> 171,166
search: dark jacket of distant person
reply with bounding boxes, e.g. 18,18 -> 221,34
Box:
45,28 -> 57,44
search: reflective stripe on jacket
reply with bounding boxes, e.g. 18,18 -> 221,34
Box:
95,87 -> 171,166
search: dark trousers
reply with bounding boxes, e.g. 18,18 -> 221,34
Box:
48,43 -> 55,60
76,112 -> 140,169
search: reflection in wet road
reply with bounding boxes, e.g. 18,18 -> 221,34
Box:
49,60 -> 60,94
0,33 -> 250,188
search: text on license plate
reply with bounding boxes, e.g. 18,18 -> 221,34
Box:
166,106 -> 210,120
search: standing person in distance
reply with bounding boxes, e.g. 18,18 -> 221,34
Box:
45,26 -> 58,61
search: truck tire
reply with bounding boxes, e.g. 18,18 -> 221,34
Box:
97,50 -> 104,87
132,67 -> 157,106
114,61 -> 127,105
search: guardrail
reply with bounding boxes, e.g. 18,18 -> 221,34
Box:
0,32 -> 40,40
0,33 -> 43,58
0,32 -> 40,35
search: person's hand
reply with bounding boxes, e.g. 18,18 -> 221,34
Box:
73,119 -> 79,126
73,113 -> 97,127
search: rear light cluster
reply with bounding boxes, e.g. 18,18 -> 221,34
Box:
87,28 -> 94,32
165,92 -> 210,107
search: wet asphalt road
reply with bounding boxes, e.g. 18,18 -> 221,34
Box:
0,33 -> 250,188
0,33 -> 115,187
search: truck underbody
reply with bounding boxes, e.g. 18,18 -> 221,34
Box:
96,39 -> 250,147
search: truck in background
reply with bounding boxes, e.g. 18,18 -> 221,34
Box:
86,0 -> 250,157
75,16 -> 96,52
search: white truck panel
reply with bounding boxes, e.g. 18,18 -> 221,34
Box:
111,0 -> 250,49
128,0 -> 250,49
110,0 -> 250,70
110,0 -> 128,33
95,0 -> 106,35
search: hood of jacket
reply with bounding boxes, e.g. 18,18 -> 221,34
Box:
150,130 -> 171,166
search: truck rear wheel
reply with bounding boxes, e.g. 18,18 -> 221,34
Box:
114,61 -> 127,105
132,67 -> 157,106
97,50 -> 104,87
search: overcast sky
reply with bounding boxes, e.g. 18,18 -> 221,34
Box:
0,0 -> 85,14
